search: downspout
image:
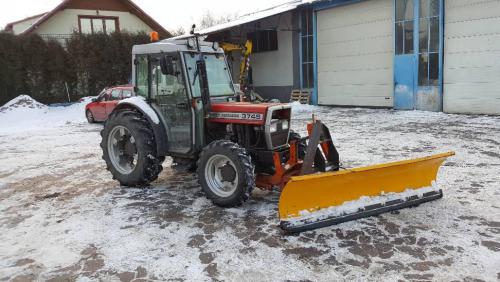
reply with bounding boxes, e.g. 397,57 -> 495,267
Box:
312,9 -> 318,105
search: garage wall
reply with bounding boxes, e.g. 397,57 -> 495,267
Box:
317,0 -> 394,107
223,11 -> 296,101
444,0 -> 500,115
251,13 -> 294,88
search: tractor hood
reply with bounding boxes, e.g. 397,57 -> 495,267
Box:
208,102 -> 291,125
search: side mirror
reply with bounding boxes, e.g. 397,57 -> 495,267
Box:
160,56 -> 175,76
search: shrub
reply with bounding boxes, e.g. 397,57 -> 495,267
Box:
0,32 -> 151,105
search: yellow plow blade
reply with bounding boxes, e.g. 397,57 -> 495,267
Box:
279,152 -> 455,232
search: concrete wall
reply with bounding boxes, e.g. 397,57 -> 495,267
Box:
33,9 -> 154,35
444,0 -> 500,115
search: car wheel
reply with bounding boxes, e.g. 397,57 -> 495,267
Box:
86,110 -> 95,123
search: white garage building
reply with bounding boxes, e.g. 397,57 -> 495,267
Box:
199,0 -> 500,115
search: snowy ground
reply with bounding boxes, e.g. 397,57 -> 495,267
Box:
0,97 -> 499,281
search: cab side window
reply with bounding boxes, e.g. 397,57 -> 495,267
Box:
156,56 -> 186,99
135,55 -> 148,98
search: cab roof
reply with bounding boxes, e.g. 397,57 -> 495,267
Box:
132,38 -> 224,55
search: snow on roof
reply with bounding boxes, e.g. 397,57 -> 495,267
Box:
175,0 -> 315,38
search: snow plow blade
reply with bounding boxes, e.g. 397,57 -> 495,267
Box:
279,152 -> 455,232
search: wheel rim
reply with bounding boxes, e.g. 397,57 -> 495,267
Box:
204,154 -> 239,197
86,111 -> 93,121
107,125 -> 138,175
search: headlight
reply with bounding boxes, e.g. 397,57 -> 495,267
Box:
270,122 -> 278,133
282,120 -> 289,130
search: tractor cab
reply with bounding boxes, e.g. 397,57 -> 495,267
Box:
131,39 -> 238,156
130,38 -> 292,161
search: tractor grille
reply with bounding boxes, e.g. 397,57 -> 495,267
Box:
266,107 -> 291,149
271,130 -> 289,148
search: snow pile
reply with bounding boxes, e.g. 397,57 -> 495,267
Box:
0,95 -> 48,114
284,184 -> 441,227
291,101 -> 316,115
0,95 -> 88,134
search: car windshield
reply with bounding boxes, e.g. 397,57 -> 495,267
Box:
184,53 -> 235,97
97,89 -> 107,100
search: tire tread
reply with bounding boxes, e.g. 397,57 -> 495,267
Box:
197,140 -> 255,207
100,109 -> 163,187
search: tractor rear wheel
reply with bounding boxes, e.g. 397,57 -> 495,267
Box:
100,109 -> 163,187
197,140 -> 255,207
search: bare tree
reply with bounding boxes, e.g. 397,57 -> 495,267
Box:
198,10 -> 238,29
169,26 -> 186,37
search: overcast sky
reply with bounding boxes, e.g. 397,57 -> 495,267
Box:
0,0 -> 289,32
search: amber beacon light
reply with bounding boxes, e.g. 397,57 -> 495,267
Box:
150,31 -> 159,42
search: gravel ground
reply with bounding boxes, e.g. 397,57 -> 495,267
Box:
0,103 -> 499,281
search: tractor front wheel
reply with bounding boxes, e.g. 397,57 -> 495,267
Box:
100,110 -> 163,187
197,140 -> 255,207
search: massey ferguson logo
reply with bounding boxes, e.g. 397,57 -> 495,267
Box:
209,112 -> 263,121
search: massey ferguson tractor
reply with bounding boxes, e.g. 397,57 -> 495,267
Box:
100,34 -> 454,232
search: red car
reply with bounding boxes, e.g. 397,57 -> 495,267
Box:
85,85 -> 134,123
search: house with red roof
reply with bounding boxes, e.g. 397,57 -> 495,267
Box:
4,0 -> 170,40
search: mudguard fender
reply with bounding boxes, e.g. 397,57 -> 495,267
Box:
113,100 -> 169,156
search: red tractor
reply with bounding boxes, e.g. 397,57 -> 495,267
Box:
100,37 -> 319,206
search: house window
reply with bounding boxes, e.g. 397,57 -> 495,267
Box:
247,30 -> 278,53
79,16 -> 119,34
300,8 -> 314,89
418,0 -> 440,86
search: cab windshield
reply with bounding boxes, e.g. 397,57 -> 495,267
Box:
184,52 -> 235,97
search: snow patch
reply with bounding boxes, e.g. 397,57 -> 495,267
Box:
0,95 -> 87,134
119,96 -> 160,124
78,96 -> 98,104
291,101 -> 316,115
284,184 -> 442,227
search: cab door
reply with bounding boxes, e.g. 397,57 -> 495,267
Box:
150,54 -> 193,155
